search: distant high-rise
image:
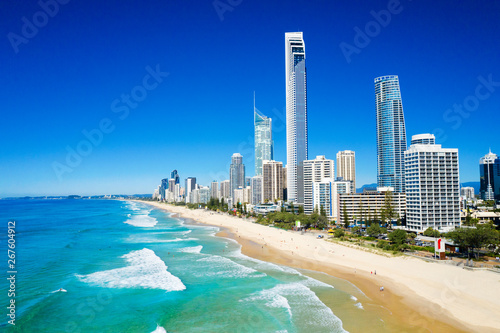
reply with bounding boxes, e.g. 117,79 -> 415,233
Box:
480,150 -> 500,201
171,170 -> 180,185
303,155 -> 334,214
336,150 -> 356,190
404,134 -> 460,232
254,95 -> 273,176
375,75 -> 407,193
185,177 -> 196,203
229,153 -> 245,199
285,32 -> 308,203
210,181 -> 219,200
219,180 -> 230,200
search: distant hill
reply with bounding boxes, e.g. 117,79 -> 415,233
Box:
356,183 -> 377,193
461,181 -> 480,193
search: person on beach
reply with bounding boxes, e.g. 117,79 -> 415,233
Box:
374,270 -> 376,275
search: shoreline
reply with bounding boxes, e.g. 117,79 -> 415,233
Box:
140,201 -> 500,332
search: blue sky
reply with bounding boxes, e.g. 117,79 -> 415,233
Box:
1,0 -> 499,197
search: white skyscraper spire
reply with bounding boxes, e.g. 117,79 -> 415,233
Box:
285,32 -> 308,203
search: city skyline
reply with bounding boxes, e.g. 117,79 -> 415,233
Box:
2,1 -> 499,197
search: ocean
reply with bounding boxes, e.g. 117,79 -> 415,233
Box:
0,199 -> 388,332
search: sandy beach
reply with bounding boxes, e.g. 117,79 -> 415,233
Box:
142,201 -> 500,332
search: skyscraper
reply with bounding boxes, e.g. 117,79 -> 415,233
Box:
404,134 -> 460,232
336,150 -> 356,190
229,153 -> 245,200
210,180 -> 219,199
480,150 -> 500,201
185,177 -> 196,203
285,32 -> 308,203
254,95 -> 273,176
375,75 -> 407,193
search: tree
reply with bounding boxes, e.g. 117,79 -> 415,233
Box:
423,227 -> 441,238
342,202 -> 349,229
317,215 -> 328,229
298,204 -> 304,214
334,229 -> 345,238
352,226 -> 361,236
446,224 -> 500,260
320,204 -> 326,217
381,191 -> 395,228
290,202 -> 295,215
388,229 -> 407,245
367,224 -> 382,237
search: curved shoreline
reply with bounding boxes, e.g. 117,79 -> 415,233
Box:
140,201 -> 500,332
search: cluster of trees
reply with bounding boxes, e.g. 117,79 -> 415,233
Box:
446,223 -> 500,259
257,206 -> 329,230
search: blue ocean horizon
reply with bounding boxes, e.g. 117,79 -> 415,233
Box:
0,199 -> 387,332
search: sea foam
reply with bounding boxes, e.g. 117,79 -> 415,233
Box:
179,245 -> 203,254
194,255 -> 266,279
151,325 -> 167,333
124,214 -> 158,228
242,283 -> 346,331
77,248 -> 185,291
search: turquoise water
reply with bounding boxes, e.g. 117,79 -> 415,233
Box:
0,199 -> 383,332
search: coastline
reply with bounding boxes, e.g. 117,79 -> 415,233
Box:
140,201 -> 500,332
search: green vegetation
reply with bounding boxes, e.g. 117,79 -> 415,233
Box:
445,224 -> 500,260
423,227 -> 441,238
388,229 -> 407,245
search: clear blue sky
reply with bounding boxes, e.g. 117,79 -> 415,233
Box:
1,0 -> 499,197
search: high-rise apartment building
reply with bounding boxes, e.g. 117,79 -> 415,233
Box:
262,160 -> 284,203
479,150 -> 500,201
185,177 -> 196,203
375,75 -> 407,193
303,155 -> 334,214
336,150 -> 356,190
250,176 -> 263,205
229,153 -> 245,200
313,178 -> 353,221
210,181 -> 219,200
404,134 -> 460,232
285,32 -> 308,203
254,96 -> 273,176
219,180 -> 230,200
460,187 -> 475,201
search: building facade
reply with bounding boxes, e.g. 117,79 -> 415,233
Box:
404,134 -> 460,232
479,150 -> 500,201
336,150 -> 356,190
303,155 -> 334,214
285,32 -> 308,204
219,180 -> 230,200
210,181 -> 219,200
460,187 -> 475,201
229,153 -> 245,200
262,160 -> 284,203
254,98 -> 273,176
185,177 -> 196,203
339,188 -> 406,226
250,176 -> 263,205
375,75 -> 407,193
313,178 -> 353,221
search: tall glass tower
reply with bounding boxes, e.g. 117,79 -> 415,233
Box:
285,32 -> 308,203
375,75 -> 407,193
480,150 -> 500,201
254,94 -> 273,176
229,153 -> 245,199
